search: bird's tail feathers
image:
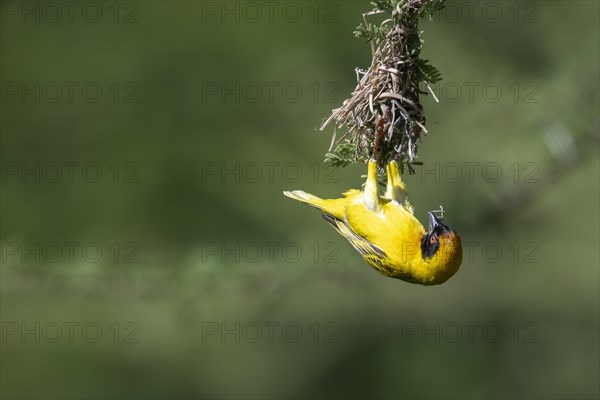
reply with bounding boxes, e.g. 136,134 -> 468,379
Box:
283,190 -> 326,210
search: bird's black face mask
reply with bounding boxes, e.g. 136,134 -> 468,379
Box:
421,212 -> 452,260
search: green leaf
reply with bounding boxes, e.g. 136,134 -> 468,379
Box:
324,140 -> 358,168
418,59 -> 443,84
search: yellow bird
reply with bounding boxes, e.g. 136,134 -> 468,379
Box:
283,160 -> 462,285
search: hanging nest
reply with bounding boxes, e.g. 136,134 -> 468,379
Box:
321,0 -> 444,174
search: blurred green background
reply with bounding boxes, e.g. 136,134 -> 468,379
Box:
1,1 -> 599,398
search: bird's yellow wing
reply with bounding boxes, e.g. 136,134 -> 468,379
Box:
344,200 -> 425,269
322,214 -> 399,277
322,212 -> 421,281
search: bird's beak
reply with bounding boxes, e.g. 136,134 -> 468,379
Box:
428,211 -> 443,233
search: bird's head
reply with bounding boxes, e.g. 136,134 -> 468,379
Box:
420,212 -> 463,283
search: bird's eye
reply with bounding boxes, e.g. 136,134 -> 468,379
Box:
429,235 -> 437,245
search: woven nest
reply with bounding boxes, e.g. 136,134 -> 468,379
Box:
321,0 -> 439,172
